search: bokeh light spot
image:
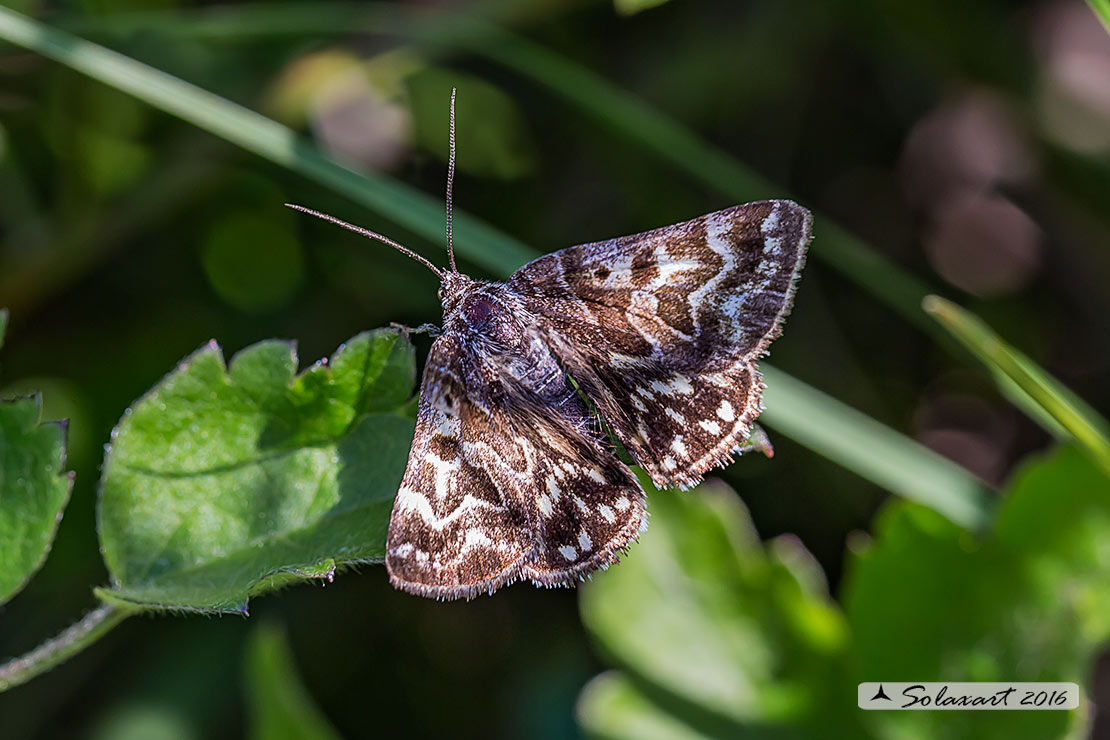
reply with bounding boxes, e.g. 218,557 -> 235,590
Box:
900,90 -> 1034,209
201,214 -> 304,314
924,191 -> 1043,297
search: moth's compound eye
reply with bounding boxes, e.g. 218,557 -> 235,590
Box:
437,287 -> 444,301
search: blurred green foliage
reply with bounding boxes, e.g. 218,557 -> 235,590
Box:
845,447 -> 1108,739
407,67 -> 538,180
0,0 -> 1108,738
580,475 -> 859,736
244,624 -> 342,740
87,704 -> 197,740
614,0 -> 673,16
580,448 -> 1110,739
1089,0 -> 1110,32
201,212 -> 305,314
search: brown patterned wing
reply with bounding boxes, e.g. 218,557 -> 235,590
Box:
515,399 -> 648,590
517,408 -> 646,589
385,334 -> 532,599
385,333 -> 645,600
508,200 -> 811,489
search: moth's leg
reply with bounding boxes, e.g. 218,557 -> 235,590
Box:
390,322 -> 442,338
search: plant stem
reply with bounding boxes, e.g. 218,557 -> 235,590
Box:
0,603 -> 132,692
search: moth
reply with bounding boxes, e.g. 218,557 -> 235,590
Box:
289,92 -> 811,600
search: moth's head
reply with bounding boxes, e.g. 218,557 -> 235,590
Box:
437,272 -> 473,315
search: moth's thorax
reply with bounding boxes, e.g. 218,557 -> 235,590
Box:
440,274 -> 528,352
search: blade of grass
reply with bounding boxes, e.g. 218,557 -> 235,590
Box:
1088,0 -> 1110,36
61,2 -> 939,335
761,365 -> 991,529
0,7 -> 991,526
0,6 -> 534,278
924,295 -> 1110,476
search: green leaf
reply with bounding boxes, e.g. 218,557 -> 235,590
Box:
244,623 -> 343,740
843,446 -> 1110,740
924,296 -> 1110,475
97,330 -> 416,613
577,672 -> 716,740
579,475 -> 863,735
0,394 -> 73,605
614,0 -> 673,16
0,308 -> 73,607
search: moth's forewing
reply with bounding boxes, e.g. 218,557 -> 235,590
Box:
385,334 -> 533,600
508,200 -> 811,488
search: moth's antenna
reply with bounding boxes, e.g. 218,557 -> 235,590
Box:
446,87 -> 458,274
285,203 -> 445,280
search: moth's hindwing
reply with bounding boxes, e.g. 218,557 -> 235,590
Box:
518,409 -> 647,588
509,200 -> 812,488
